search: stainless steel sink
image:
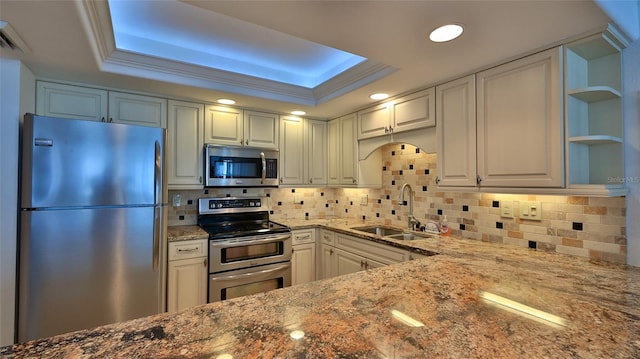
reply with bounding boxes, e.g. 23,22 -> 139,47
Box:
385,232 -> 434,241
351,225 -> 404,237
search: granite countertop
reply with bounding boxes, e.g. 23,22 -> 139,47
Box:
3,220 -> 640,358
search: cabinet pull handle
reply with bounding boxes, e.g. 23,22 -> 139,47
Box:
101,117 -> 105,122
389,126 -> 394,133
476,175 -> 482,185
309,178 -> 313,184
360,260 -> 365,268
109,117 -> 113,123
435,176 -> 440,184
352,179 -> 356,184
292,248 -> 295,253
177,247 -> 199,252
203,258 -> 207,267
329,248 -> 333,255
245,139 -> 249,145
199,176 -> 202,183
240,139 -> 244,145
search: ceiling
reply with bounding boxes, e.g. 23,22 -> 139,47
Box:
0,0 -> 617,120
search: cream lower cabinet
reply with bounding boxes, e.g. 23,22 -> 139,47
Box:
319,230 -> 409,279
291,229 -> 316,286
167,240 -> 208,313
167,100 -> 204,189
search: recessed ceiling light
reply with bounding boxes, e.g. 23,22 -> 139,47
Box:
217,98 -> 236,105
370,93 -> 389,100
429,24 -> 464,43
291,110 -> 306,116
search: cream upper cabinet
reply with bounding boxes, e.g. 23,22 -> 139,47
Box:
244,110 -> 279,148
328,113 -> 357,186
204,107 -> 279,148
279,116 -> 305,185
436,75 -> 477,187
357,88 -> 435,140
306,119 -> 328,185
36,81 -> 108,122
167,100 -> 204,189
476,47 -> 564,188
108,91 -> 167,128
279,117 -> 327,186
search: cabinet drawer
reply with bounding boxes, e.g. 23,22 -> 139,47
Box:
168,239 -> 207,260
319,229 -> 335,246
335,234 -> 406,265
292,229 -> 315,245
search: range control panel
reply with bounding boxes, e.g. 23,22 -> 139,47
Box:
198,197 -> 268,214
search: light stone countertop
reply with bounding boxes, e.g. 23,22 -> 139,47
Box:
3,219 -> 639,358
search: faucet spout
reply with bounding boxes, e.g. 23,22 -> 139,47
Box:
400,183 -> 419,230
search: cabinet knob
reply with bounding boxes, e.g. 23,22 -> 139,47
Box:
203,258 -> 207,267
109,117 -> 113,123
309,178 -> 313,184
389,126 -> 394,133
199,176 -> 202,183
329,248 -> 333,255
352,179 -> 356,184
476,175 -> 482,185
435,176 -> 440,184
101,117 -> 105,122
240,139 -> 244,145
245,139 -> 249,145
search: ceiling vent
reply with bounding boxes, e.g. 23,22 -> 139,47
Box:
0,21 -> 30,53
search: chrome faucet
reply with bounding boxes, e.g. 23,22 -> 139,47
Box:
400,183 -> 420,231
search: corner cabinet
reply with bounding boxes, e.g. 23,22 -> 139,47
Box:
167,100 -> 204,189
204,106 -> 279,149
167,240 -> 208,313
565,27 -> 627,196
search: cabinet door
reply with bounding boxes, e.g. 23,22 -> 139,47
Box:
204,105 -> 243,145
393,88 -> 436,133
167,100 -> 204,189
436,75 -> 477,187
167,256 -> 208,313
476,47 -> 564,188
340,113 -> 358,185
334,247 -> 365,276
306,119 -> 327,185
244,110 -> 279,148
279,116 -> 305,185
357,103 -> 390,140
327,119 -> 341,185
36,81 -> 107,121
108,92 -> 167,127
291,243 -> 316,286
320,244 -> 337,279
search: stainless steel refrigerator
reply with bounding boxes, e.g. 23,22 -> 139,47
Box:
18,113 -> 167,342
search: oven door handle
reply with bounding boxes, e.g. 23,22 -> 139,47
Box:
260,151 -> 266,184
211,264 -> 290,282
210,234 -> 291,248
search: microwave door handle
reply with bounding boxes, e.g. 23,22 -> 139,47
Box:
260,151 -> 266,184
211,264 -> 290,282
211,234 -> 291,249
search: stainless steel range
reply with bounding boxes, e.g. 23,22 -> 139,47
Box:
198,197 -> 292,302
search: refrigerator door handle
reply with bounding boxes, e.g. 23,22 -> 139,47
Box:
152,140 -> 161,271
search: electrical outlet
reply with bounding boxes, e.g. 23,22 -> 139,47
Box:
519,201 -> 542,221
500,201 -> 514,218
172,194 -> 181,207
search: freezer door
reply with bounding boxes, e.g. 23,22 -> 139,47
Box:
21,114 -> 164,208
18,207 -> 162,342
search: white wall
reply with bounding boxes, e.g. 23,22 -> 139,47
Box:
0,59 -> 35,346
624,39 -> 640,266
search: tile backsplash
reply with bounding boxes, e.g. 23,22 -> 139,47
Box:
168,143 -> 627,264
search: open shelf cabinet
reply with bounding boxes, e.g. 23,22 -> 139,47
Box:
565,26 -> 628,194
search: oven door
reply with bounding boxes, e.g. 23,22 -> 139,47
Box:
209,262 -> 291,302
209,233 -> 292,273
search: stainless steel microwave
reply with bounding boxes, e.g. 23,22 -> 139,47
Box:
204,145 -> 279,187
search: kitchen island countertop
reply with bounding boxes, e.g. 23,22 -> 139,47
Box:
3,219 -> 640,358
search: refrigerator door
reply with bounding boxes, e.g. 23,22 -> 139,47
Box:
18,207 -> 162,342
21,114 -> 164,208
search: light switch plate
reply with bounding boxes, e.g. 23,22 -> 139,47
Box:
360,195 -> 368,205
519,201 -> 542,221
500,201 -> 514,218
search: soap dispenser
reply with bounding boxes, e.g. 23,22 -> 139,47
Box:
440,215 -> 450,236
